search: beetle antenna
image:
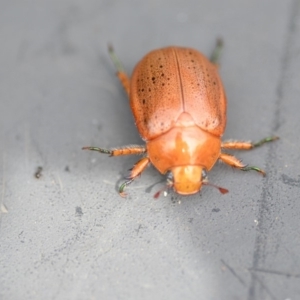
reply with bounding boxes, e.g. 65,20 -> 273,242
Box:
202,181 -> 229,194
153,187 -> 165,199
153,178 -> 173,199
153,185 -> 173,199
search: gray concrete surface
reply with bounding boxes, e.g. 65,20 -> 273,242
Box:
1,1 -> 300,299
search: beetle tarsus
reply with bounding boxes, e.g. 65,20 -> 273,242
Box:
108,44 -> 125,73
241,165 -> 266,176
82,146 -> 112,155
119,179 -> 134,197
252,136 -> 279,148
210,38 -> 224,65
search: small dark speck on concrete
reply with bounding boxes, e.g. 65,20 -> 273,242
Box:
75,206 -> 83,217
212,208 -> 220,213
34,166 -> 43,179
65,166 -> 70,172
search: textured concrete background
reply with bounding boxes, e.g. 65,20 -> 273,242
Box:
1,1 -> 300,299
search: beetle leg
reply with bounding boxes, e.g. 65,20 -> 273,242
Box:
108,44 -> 130,96
221,136 -> 279,150
219,153 -> 266,176
82,145 -> 146,156
210,38 -> 223,66
119,157 -> 150,197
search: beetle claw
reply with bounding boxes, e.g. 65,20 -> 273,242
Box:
119,192 -> 127,198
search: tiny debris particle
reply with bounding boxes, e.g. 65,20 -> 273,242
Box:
212,208 -> 220,213
34,166 -> 43,179
75,206 -> 83,217
1,203 -> 8,213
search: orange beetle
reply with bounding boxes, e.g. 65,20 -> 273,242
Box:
83,40 -> 278,197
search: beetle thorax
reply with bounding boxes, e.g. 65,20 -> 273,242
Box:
146,113 -> 221,175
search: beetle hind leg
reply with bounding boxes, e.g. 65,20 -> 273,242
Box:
108,44 -> 130,97
119,157 -> 150,197
82,145 -> 146,156
219,153 -> 266,176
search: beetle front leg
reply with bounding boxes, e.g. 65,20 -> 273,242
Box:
108,44 -> 130,97
82,145 -> 146,156
221,136 -> 278,150
219,153 -> 266,176
119,157 -> 150,197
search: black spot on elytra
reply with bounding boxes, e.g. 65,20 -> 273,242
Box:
142,99 -> 146,104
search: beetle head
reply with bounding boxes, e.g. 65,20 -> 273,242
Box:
153,166 -> 228,198
170,166 -> 205,195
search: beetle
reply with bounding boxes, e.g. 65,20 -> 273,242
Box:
83,40 -> 278,197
